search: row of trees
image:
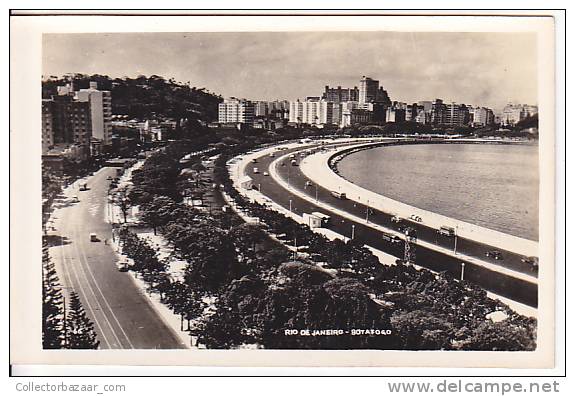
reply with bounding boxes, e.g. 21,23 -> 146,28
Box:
42,244 -> 99,349
115,136 -> 537,350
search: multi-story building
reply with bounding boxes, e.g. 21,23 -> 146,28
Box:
42,94 -> 92,159
501,103 -> 538,125
323,85 -> 359,103
254,100 -> 290,119
431,99 -> 447,125
445,103 -> 469,126
359,76 -> 380,104
76,82 -> 112,146
218,97 -> 256,125
289,98 -> 336,127
41,99 -> 55,153
385,107 -> 406,123
470,107 -> 495,127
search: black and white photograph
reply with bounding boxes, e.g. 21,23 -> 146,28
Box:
10,12 -> 560,371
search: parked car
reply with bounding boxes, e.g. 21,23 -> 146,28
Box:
72,195 -> 79,202
409,214 -> 423,222
391,215 -> 403,223
90,233 -> 98,242
331,191 -> 346,199
117,261 -> 130,272
486,250 -> 503,260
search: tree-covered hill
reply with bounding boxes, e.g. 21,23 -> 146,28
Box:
42,74 -> 222,122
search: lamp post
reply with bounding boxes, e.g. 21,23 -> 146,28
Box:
351,224 -> 355,240
315,183 -> 318,202
365,200 -> 370,223
289,199 -> 292,213
460,262 -> 465,281
453,225 -> 459,255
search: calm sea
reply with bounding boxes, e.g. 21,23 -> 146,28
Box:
337,143 -> 539,241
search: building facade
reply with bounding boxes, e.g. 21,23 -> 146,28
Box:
218,97 -> 256,125
289,98 -> 336,127
76,82 -> 112,146
323,85 -> 359,103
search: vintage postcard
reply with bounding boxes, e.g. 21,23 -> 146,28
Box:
10,11 -> 559,370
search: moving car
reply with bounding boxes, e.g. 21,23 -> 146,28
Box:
72,195 -> 79,202
485,250 -> 503,260
409,214 -> 423,222
263,171 -> 269,176
331,191 -> 346,199
382,232 -> 402,244
253,167 -> 259,174
391,215 -> 403,223
438,226 -> 456,236
305,181 -> 313,187
521,256 -> 539,271
117,261 -> 130,272
90,233 -> 98,242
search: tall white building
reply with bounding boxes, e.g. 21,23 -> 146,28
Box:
470,106 -> 495,127
218,97 -> 255,125
76,82 -> 112,145
289,98 -> 336,127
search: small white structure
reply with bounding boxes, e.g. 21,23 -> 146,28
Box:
303,213 -> 323,229
239,175 -> 253,190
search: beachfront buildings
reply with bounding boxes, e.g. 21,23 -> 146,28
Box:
289,98 -> 336,127
501,103 -> 538,126
469,106 -> 495,127
218,97 -> 256,126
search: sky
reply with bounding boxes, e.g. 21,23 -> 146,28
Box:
43,31 -> 538,111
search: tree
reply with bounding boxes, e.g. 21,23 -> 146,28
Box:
42,245 -> 64,349
140,195 -> 178,235
66,292 -> 100,349
114,187 -> 132,223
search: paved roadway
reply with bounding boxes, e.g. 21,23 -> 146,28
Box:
48,168 -> 186,349
245,143 -> 538,307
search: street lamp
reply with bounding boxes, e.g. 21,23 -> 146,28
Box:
351,224 -> 355,240
289,199 -> 292,213
453,225 -> 459,254
460,262 -> 465,281
315,183 -> 318,202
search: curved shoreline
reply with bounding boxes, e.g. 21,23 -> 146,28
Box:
300,140 -> 538,257
330,139 -> 538,242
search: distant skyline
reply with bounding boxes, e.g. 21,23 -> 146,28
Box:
43,32 -> 538,111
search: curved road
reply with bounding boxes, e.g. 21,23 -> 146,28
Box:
48,167 -> 186,349
243,142 -> 538,308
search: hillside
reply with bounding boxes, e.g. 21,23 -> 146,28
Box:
42,74 -> 222,123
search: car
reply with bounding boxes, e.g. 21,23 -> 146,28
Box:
106,175 -> 113,180
117,261 -> 130,272
305,181 -> 313,187
72,195 -> 79,202
253,167 -> 259,174
438,226 -> 456,236
521,256 -> 539,271
409,214 -> 423,222
486,250 -> 503,260
391,215 -> 403,223
382,232 -> 402,244
90,233 -> 98,242
263,171 -> 269,176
